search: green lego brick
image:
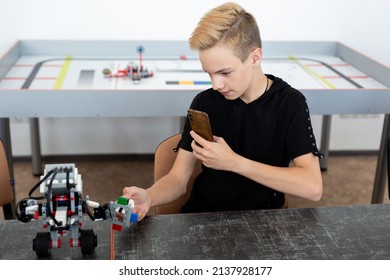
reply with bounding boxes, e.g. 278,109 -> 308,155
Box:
117,196 -> 129,205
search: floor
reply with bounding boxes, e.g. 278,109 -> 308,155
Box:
1,153 -> 389,220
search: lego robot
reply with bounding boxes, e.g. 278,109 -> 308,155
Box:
16,163 -> 138,258
102,62 -> 154,82
102,45 -> 154,83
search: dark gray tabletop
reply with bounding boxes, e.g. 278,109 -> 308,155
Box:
1,204 -> 390,260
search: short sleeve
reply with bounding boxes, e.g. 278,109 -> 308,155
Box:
286,94 -> 324,160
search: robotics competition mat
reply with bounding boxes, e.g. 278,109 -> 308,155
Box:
0,54 -> 386,91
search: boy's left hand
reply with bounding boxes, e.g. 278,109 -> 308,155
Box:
190,130 -> 237,171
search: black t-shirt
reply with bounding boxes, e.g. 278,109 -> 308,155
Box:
180,75 -> 322,213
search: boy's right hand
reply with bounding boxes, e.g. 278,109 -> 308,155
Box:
122,186 -> 151,221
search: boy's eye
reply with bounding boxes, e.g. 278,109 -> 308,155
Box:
222,72 -> 231,76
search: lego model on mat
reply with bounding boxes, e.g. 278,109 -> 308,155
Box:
102,45 -> 154,83
16,163 -> 138,258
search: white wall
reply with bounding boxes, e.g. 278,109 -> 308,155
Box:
1,0 -> 389,156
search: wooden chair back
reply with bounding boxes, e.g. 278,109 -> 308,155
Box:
0,139 -> 14,207
154,134 -> 201,215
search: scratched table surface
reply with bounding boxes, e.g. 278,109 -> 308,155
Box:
1,204 -> 390,260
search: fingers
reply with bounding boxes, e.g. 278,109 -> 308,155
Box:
122,186 -> 139,199
122,187 -> 131,198
190,130 -> 211,148
135,208 -> 147,221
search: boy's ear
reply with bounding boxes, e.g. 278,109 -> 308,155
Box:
251,48 -> 262,66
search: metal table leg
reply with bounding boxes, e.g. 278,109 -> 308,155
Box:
320,115 -> 332,171
179,116 -> 187,133
30,118 -> 43,176
371,114 -> 390,204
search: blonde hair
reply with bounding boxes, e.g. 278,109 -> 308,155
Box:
189,2 -> 262,62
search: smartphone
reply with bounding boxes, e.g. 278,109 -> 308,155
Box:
187,109 -> 214,142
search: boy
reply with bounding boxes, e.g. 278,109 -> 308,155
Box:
123,2 -> 323,220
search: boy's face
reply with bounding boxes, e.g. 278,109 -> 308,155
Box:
199,44 -> 259,103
